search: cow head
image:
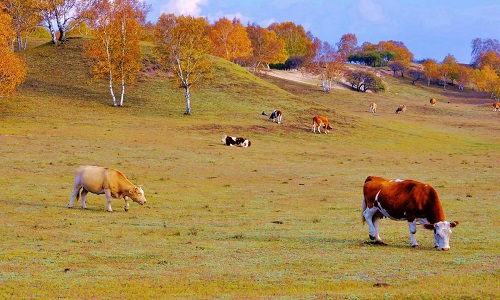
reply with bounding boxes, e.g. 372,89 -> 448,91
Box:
129,186 -> 147,205
424,221 -> 459,251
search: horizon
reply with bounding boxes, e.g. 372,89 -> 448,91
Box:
145,0 -> 500,64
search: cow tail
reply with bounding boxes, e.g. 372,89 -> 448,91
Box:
361,196 -> 367,224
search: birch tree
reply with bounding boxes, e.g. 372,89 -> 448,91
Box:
154,14 -> 214,115
85,0 -> 145,106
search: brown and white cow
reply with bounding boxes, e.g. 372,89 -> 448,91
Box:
369,102 -> 377,113
395,104 -> 407,114
221,135 -> 251,147
269,110 -> 283,124
430,98 -> 437,106
362,176 -> 459,250
493,102 -> 500,111
312,116 -> 332,134
68,166 -> 146,212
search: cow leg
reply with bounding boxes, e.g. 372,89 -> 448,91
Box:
363,207 -> 383,244
68,186 -> 81,208
104,190 -> 113,212
124,197 -> 130,212
408,221 -> 419,247
80,188 -> 88,209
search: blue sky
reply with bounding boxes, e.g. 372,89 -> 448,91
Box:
146,0 -> 500,64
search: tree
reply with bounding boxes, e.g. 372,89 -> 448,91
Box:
306,41 -> 345,93
246,23 -> 287,72
336,33 -> 358,61
39,0 -> 96,44
346,70 -> 385,93
442,54 -> 459,85
209,17 -> 252,64
3,0 -> 43,50
478,51 -> 500,72
471,38 -> 500,68
473,65 -> 500,100
85,0 -> 146,106
422,59 -> 439,86
378,40 -> 413,77
268,21 -> 312,69
456,64 -> 472,91
0,10 -> 27,95
154,14 -> 214,115
408,68 -> 424,85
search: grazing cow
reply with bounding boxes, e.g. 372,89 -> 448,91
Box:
68,166 -> 146,212
493,102 -> 500,111
362,176 -> 459,250
221,135 -> 251,147
430,98 -> 436,106
269,110 -> 283,124
312,115 -> 332,134
369,102 -> 377,113
395,104 -> 407,114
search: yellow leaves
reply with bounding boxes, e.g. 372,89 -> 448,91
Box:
246,24 -> 287,69
154,14 -> 214,89
209,18 -> 252,63
0,11 -> 26,95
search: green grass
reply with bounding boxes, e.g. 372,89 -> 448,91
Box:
0,38 -> 499,299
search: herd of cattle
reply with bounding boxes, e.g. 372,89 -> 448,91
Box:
66,97 -> 500,250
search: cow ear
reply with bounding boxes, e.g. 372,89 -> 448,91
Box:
450,221 -> 459,227
423,223 -> 435,230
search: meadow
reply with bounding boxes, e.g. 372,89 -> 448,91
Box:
0,38 -> 499,299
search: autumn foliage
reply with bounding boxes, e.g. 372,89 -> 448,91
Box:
154,14 -> 214,115
209,18 -> 252,64
85,0 -> 145,106
0,9 -> 27,96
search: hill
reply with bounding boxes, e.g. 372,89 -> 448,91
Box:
0,38 -> 499,299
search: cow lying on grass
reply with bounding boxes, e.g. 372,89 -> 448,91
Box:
395,104 -> 407,114
362,176 -> 459,250
68,166 -> 146,212
221,135 -> 251,147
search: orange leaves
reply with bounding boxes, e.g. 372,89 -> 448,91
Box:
0,11 -> 26,96
85,0 -> 145,106
154,14 -> 214,114
209,18 -> 252,63
246,24 -> 287,71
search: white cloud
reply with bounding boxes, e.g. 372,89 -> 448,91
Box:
162,0 -> 208,17
207,11 -> 251,24
357,0 -> 389,23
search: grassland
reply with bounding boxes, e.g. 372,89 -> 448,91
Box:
0,37 -> 499,299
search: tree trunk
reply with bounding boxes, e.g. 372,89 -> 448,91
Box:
119,76 -> 125,106
184,85 -> 191,115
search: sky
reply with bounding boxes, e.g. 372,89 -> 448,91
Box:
145,0 -> 500,64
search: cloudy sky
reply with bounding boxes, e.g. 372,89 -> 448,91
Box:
146,0 -> 500,64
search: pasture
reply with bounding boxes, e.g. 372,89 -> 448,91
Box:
0,38 -> 499,299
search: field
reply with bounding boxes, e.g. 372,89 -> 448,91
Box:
0,38 -> 499,299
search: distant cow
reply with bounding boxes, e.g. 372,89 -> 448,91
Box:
312,115 -> 332,134
221,135 -> 251,147
269,110 -> 283,124
395,104 -> 407,114
493,102 -> 500,111
362,176 -> 459,250
430,98 -> 436,106
369,102 -> 377,113
68,166 -> 146,212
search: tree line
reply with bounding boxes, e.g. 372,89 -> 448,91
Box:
1,0 -> 499,109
